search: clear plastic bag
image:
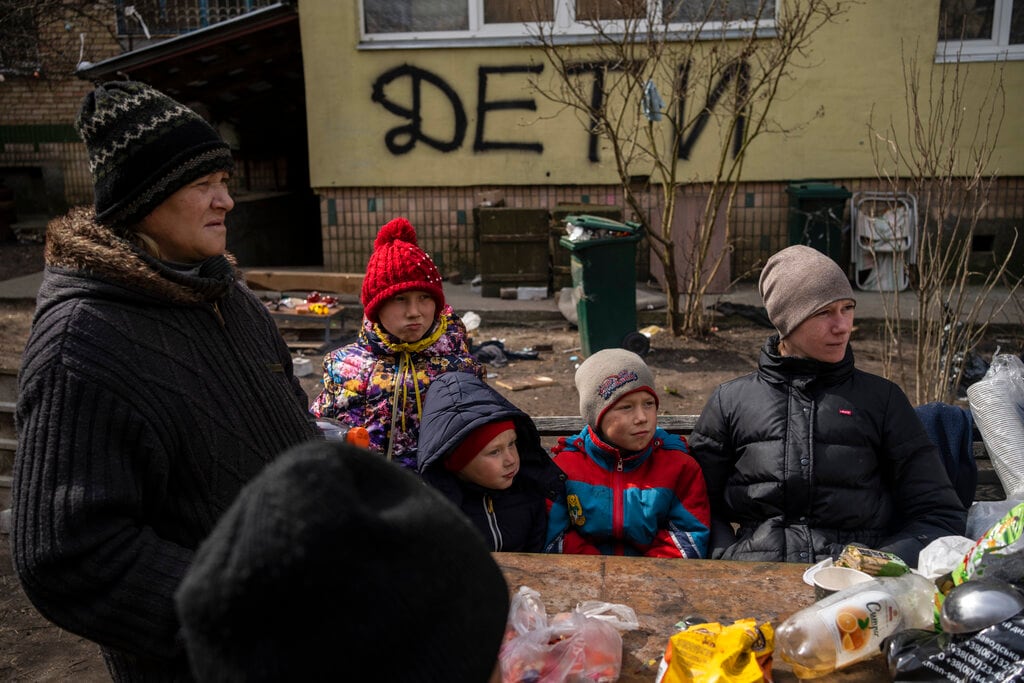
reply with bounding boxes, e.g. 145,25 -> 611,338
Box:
499,586 -> 637,683
505,586 -> 548,639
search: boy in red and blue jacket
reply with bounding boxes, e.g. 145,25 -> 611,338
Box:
545,349 -> 710,558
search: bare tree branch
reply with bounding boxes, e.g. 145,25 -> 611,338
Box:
527,0 -> 848,336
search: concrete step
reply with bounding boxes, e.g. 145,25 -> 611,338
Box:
0,437 -> 14,478
0,474 -> 11,512
0,400 -> 14,440
0,365 -> 16,403
0,399 -> 15,478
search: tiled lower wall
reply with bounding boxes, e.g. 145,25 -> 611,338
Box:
318,177 -> 1024,283
317,184 -> 648,276
318,181 -> 810,280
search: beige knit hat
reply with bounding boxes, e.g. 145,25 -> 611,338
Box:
575,348 -> 658,430
758,245 -> 855,338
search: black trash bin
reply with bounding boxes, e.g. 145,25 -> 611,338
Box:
786,181 -> 851,265
559,215 -> 649,357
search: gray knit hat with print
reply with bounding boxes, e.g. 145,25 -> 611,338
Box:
75,81 -> 233,230
575,348 -> 659,430
758,245 -> 855,338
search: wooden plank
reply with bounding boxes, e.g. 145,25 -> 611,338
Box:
494,553 -> 885,682
242,269 -> 364,295
495,376 -> 555,391
283,341 -> 332,350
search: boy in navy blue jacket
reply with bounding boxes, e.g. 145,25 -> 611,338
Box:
418,372 -> 565,552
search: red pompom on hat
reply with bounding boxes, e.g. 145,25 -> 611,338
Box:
361,217 -> 445,323
444,420 -> 516,472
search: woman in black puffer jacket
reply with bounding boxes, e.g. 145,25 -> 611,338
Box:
689,246 -> 966,568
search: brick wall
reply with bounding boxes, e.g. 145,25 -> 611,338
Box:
0,7 -> 122,213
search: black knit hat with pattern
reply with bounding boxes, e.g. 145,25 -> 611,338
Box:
175,439 -> 510,682
75,81 -> 234,230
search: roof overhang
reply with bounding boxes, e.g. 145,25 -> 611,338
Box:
75,2 -> 303,134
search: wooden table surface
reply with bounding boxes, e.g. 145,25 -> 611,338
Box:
494,553 -> 888,682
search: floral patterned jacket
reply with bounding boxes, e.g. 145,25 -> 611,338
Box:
310,305 -> 484,470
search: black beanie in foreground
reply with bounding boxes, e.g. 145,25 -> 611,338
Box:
175,440 -> 510,682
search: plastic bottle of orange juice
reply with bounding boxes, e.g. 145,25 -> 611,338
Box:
775,573 -> 936,679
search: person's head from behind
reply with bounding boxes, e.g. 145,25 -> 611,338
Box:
175,440 -> 510,682
75,81 -> 235,262
575,348 -> 659,452
759,245 -> 857,364
361,217 -> 445,342
445,418 -> 520,490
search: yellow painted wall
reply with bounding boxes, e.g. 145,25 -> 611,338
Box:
300,1 -> 1024,188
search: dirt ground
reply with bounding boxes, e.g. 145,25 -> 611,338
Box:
1,238 -> 1021,680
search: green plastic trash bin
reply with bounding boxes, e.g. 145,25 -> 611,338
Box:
786,181 -> 851,265
559,215 -> 649,357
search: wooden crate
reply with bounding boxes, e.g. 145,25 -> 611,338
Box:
476,208 -> 551,298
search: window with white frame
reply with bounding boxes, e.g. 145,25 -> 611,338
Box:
359,0 -> 776,48
936,0 -> 1024,62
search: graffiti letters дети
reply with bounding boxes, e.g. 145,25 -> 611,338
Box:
371,59 -> 749,161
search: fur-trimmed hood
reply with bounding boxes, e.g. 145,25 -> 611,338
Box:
43,206 -> 240,306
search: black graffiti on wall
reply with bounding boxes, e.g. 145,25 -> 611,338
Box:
474,65 -> 544,152
370,58 -> 748,161
676,58 -> 749,160
371,64 -> 468,153
371,63 -> 544,155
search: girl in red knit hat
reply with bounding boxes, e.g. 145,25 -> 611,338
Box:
310,217 -> 484,469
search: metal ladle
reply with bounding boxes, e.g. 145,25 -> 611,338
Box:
940,577 -> 1024,634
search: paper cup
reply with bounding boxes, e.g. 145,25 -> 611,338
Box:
812,566 -> 874,601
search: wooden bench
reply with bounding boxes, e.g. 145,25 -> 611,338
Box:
532,414 -> 1002,502
533,414 -> 698,437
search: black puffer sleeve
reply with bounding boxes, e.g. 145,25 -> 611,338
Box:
689,386 -> 739,558
877,385 -> 967,566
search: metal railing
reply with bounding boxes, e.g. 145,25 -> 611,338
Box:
116,0 -> 279,38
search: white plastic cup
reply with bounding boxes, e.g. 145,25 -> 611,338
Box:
292,356 -> 312,377
812,566 -> 874,601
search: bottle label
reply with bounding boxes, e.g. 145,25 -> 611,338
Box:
818,591 -> 902,668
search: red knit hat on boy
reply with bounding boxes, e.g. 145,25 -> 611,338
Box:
444,419 -> 516,472
361,217 -> 446,324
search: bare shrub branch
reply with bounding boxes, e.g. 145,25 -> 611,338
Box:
867,40 -> 1019,403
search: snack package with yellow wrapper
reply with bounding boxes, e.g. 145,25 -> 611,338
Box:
654,618 -> 775,683
834,544 -> 910,577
